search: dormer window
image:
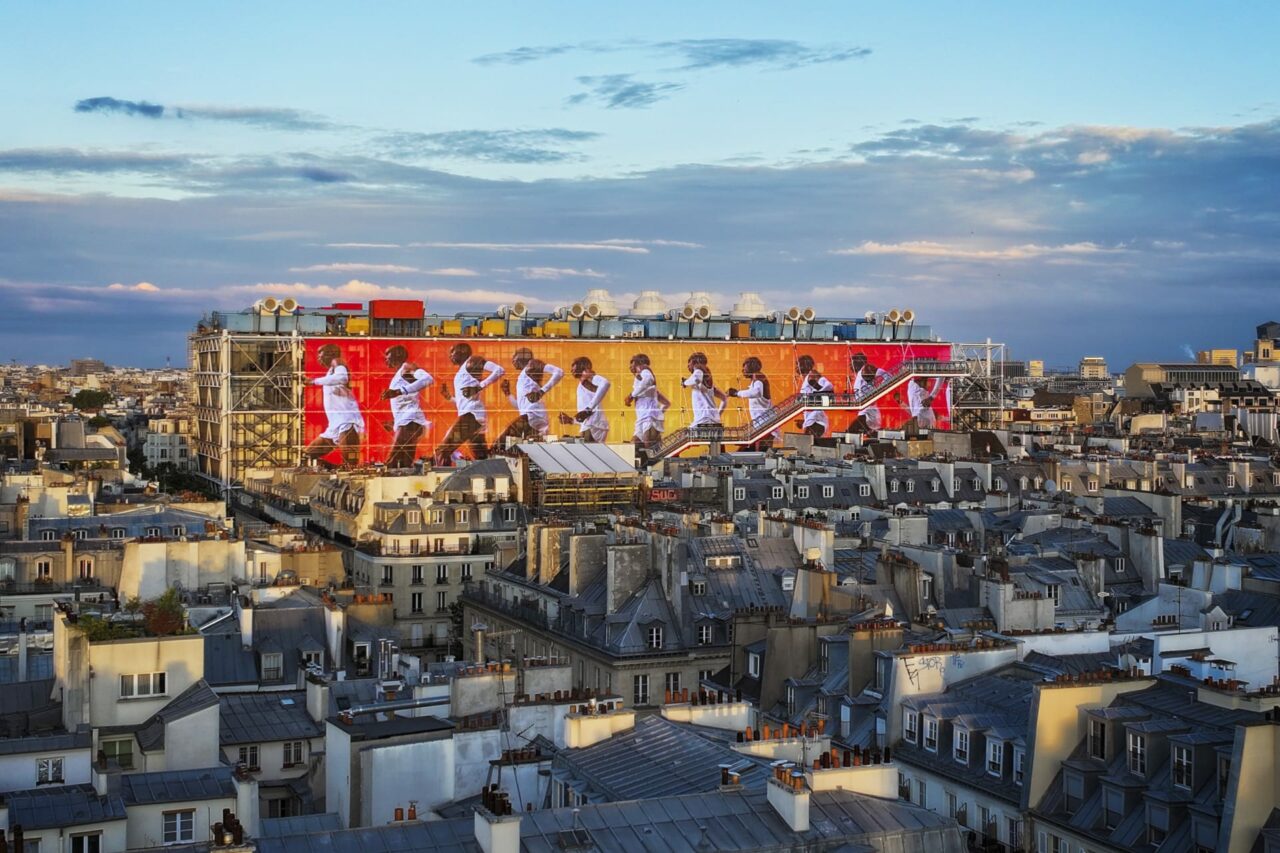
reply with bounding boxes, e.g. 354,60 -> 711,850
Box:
987,740 -> 1004,776
1013,749 -> 1025,785
1046,584 -> 1061,606
797,486 -> 809,499
890,480 -> 899,493
1128,731 -> 1147,775
1172,745 -> 1193,789
822,485 -> 833,498
972,478 -> 982,490
646,626 -> 663,649
1062,478 -> 1073,492
906,480 -> 915,493
1033,477 -> 1043,490
1019,476 -> 1028,491
771,486 -> 784,500
748,652 -> 761,678
1226,474 -> 1236,488
697,624 -> 712,645
75,529 -> 89,540
954,728 -> 969,763
171,526 -> 184,537
1088,719 -> 1107,760
733,487 -> 746,502
1088,479 -> 1099,492
406,510 -> 420,525
904,709 -> 919,743
430,509 -> 444,525
40,529 -> 57,541
111,528 -> 126,539
262,653 -> 284,681
924,717 -> 939,751
996,477 -> 1006,491
859,484 -> 871,497
455,509 -> 469,524
691,580 -> 706,596
146,526 -> 161,538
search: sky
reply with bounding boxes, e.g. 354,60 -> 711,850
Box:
1,2 -> 1278,367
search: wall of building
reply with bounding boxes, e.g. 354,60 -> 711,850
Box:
363,736 -> 455,825
86,633 -> 205,728
125,796 -> 236,850
0,747 -> 92,793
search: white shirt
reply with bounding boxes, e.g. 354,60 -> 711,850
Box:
684,369 -> 722,426
736,378 -> 775,423
512,362 -> 563,428
313,364 -> 364,436
909,379 -> 942,425
801,374 -> 834,429
576,375 -> 611,435
388,367 -> 433,429
632,368 -> 664,427
453,361 -> 504,423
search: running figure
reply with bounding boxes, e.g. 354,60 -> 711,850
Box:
494,347 -> 564,449
908,377 -> 945,430
727,356 -> 778,450
436,343 -> 504,466
378,345 -> 433,469
305,343 -> 365,468
849,351 -> 892,434
558,356 -> 611,442
683,352 -> 728,432
796,354 -> 835,438
624,354 -> 670,455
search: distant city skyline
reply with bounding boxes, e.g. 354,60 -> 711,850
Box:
1,2 -> 1278,365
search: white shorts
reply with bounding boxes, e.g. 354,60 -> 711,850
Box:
581,424 -> 608,443
525,413 -> 550,436
320,420 -> 364,441
863,407 -> 882,430
802,411 -> 829,430
634,414 -> 664,438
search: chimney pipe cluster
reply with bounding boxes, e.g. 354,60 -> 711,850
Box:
211,809 -> 246,847
1051,667 -> 1144,684
814,746 -> 890,769
770,762 -> 807,791
664,687 -> 743,706
737,719 -> 825,742
481,784 -> 514,816
391,802 -> 419,822
718,764 -> 742,787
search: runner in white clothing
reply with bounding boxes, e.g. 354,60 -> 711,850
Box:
436,342 -> 503,465
796,354 -> 835,437
305,343 -> 364,468
494,347 -> 563,449
624,353 -> 670,455
683,352 -> 728,429
726,356 -> 778,450
559,356 -> 611,442
849,351 -> 892,433
907,377 -> 944,430
378,344 -> 433,468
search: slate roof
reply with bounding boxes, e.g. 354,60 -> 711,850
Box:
259,813 -> 344,837
5,783 -> 126,830
1163,537 -> 1210,569
1101,496 -> 1158,518
220,691 -> 322,745
122,766 -> 236,806
201,631 -> 260,687
0,729 -> 91,756
1023,651 -> 1116,677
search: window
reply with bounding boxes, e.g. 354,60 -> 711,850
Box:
430,509 -> 445,525
1128,731 -> 1147,775
77,558 -> 93,580
924,717 -> 938,751
262,653 -> 283,681
171,526 -> 184,537
163,810 -> 195,845
436,564 -> 449,584
732,487 -> 746,502
406,510 -> 421,525
1219,756 -> 1232,800
699,669 -> 715,683
1088,479 -> 1099,492
1046,583 -> 1060,606
36,756 -> 63,784
633,674 -> 650,706
146,526 -> 161,538
771,486 -> 784,500
906,479 -> 915,493
238,745 -> 260,769
904,710 -> 919,743
915,779 -> 927,809
920,575 -> 933,604
462,563 -> 473,581
748,653 -> 761,678
822,485 -> 834,498
411,593 -> 423,614
1061,478 -> 1073,492
988,740 -> 1004,775
797,486 -> 809,499
665,672 -> 681,695
283,740 -> 305,767
1173,745 -> 1193,789
859,484 -> 871,497
0,558 -> 12,582
954,728 -> 969,763
70,834 -> 101,853
120,672 -> 167,698
647,626 -> 663,649
40,529 -> 57,541
697,624 -> 713,645
411,565 -> 423,584
101,738 -> 133,769
110,528 -> 126,539
1088,718 -> 1107,760
1007,818 -> 1022,850
890,480 -> 899,493
302,650 -> 322,668
381,565 -> 394,585
1014,749 -> 1025,785
455,509 -> 469,524
503,505 -> 518,523
945,791 -> 958,819
691,580 -> 707,596
36,560 -> 52,579
435,591 -> 447,611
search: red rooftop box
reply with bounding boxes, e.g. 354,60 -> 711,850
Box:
368,299 -> 425,320
329,302 -> 365,311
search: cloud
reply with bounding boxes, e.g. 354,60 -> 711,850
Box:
74,96 -> 164,118
233,279 -> 556,307
597,238 -> 703,249
410,241 -> 650,254
324,242 -> 401,249
106,281 -> 161,292
376,128 -> 601,164
567,75 -> 683,109
75,96 -> 335,130
516,266 -> 607,280
0,148 -> 191,174
656,39 -> 871,71
472,39 -> 870,71
831,240 -> 1124,261
290,263 -> 421,274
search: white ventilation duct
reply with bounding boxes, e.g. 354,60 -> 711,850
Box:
568,303 -> 587,319
800,307 -> 817,323
255,297 -> 280,315
497,302 -> 528,319
280,297 -> 299,314
632,290 -> 667,316
730,292 -> 769,320
684,290 -> 717,318
695,304 -> 712,321
582,288 -> 619,318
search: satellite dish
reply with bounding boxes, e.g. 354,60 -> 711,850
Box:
1044,479 -> 1058,494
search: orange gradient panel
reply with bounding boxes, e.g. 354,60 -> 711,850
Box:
302,338 -> 952,463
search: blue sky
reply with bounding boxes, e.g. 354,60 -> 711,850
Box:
1,2 -> 1278,366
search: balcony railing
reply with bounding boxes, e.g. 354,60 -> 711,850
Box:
461,583 -> 553,631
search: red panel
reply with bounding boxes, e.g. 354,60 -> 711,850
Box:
368,300 -> 425,320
